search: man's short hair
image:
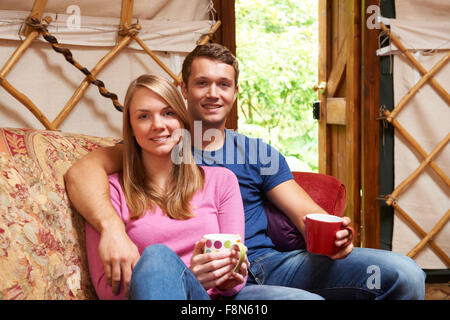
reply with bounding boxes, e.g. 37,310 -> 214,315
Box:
182,43 -> 239,88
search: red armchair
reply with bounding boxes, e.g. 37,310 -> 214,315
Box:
265,172 -> 346,251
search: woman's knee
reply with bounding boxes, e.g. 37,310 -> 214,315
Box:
129,244 -> 194,300
141,244 -> 175,260
131,244 -> 180,283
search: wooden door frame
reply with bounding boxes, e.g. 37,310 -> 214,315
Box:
361,0 -> 381,249
345,0 -> 362,246
318,0 -> 332,176
318,0 -> 363,246
213,0 -> 238,130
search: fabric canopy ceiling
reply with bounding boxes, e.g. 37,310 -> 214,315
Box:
0,0 -> 212,20
0,0 -> 214,52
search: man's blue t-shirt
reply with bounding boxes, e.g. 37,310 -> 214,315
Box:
193,129 -> 293,261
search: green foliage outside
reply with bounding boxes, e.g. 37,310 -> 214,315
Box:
235,0 -> 319,172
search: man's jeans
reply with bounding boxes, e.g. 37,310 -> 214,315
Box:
246,247 -> 426,300
129,244 -> 322,300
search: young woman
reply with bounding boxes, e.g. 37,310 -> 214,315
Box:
85,74 -> 248,300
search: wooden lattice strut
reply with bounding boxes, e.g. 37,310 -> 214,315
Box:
27,16 -> 124,112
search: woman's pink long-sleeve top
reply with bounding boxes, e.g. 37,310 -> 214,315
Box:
85,166 -> 247,300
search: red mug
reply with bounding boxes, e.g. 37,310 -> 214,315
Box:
305,213 -> 354,256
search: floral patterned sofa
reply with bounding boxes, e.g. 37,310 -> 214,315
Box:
0,128 -> 118,299
0,127 -> 346,300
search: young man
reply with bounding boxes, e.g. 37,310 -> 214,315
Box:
65,43 -> 425,299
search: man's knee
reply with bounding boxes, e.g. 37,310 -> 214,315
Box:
380,252 -> 426,299
396,255 -> 426,299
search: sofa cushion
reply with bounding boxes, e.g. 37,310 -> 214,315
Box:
0,128 -> 118,299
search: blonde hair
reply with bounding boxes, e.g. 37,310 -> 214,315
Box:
122,74 -> 204,220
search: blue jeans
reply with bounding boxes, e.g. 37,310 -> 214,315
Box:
246,247 -> 426,300
129,244 -> 322,300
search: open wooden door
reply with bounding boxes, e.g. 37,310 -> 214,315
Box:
317,0 -> 362,245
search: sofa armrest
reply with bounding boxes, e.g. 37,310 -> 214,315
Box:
265,172 -> 346,251
0,128 -> 118,299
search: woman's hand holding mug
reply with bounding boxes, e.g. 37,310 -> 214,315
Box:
190,234 -> 248,291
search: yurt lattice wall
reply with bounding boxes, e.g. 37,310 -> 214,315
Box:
377,0 -> 449,269
0,0 -> 220,137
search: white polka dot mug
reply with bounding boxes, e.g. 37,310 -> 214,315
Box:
203,233 -> 246,273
